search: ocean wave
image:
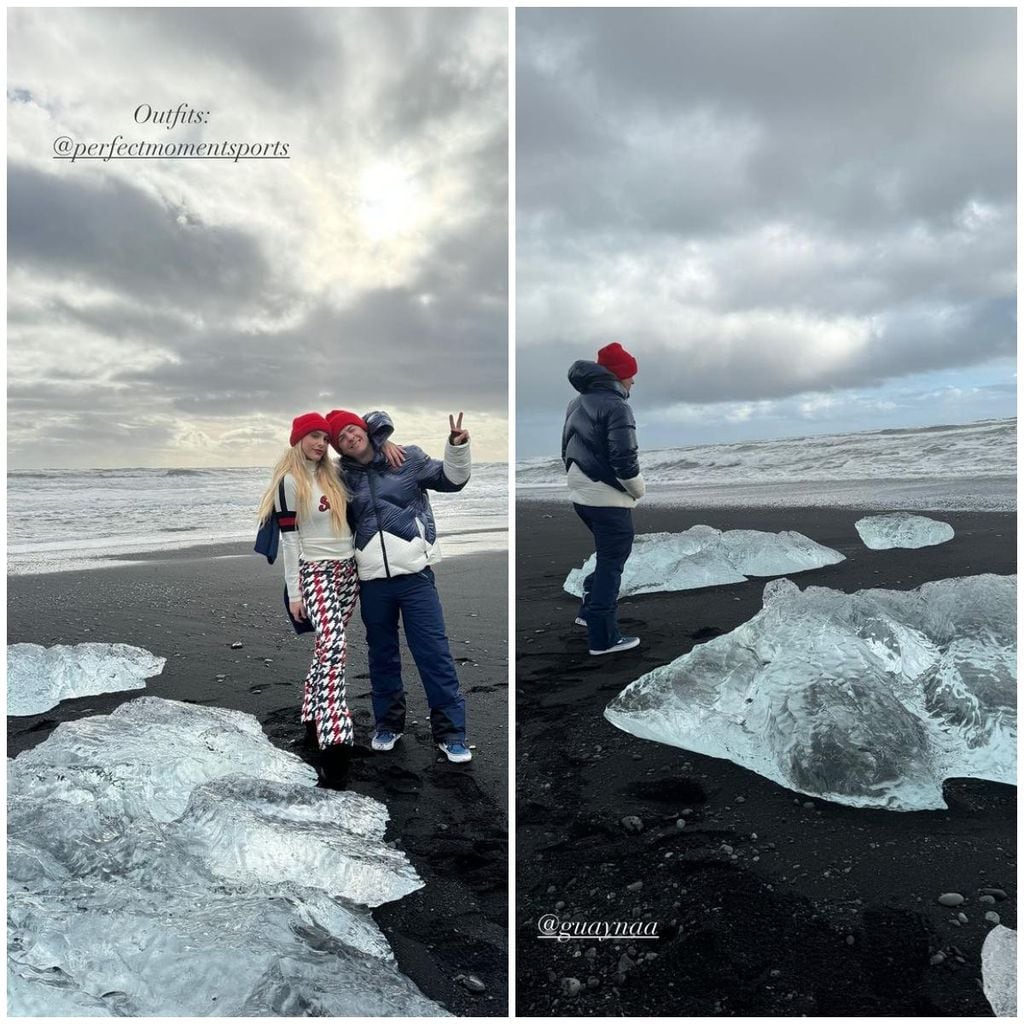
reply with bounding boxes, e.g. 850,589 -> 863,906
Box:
519,417 -> 1016,489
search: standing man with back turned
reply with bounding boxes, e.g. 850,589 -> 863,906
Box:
562,342 -> 646,656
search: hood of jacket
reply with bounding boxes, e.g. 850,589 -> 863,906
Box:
561,364 -> 639,493
568,360 -> 629,399
338,414 -> 470,581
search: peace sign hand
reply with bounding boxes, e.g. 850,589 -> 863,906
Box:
448,412 -> 470,446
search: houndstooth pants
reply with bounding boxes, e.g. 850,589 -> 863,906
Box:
299,557 -> 359,749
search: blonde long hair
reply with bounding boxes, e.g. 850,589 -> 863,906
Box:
257,444 -> 349,535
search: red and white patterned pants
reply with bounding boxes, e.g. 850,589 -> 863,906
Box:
299,557 -> 359,748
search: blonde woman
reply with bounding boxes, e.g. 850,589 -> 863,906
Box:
257,412 -> 362,787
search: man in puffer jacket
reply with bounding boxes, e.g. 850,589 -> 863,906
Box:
562,342 -> 646,656
327,407 -> 473,763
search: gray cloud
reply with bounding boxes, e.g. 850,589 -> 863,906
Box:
109,285 -> 507,418
521,296 -> 1014,418
372,9 -> 508,145
517,8 -> 1015,455
8,162 -> 276,313
139,7 -> 343,101
519,8 -> 1015,235
8,8 -> 508,467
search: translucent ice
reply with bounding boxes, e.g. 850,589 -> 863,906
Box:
855,513 -> 955,550
7,642 -> 165,717
605,575 -> 1016,811
8,697 -> 447,1016
564,526 -> 844,597
10,696 -> 315,822
982,925 -> 1017,1017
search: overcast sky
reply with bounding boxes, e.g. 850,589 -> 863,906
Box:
8,8 -> 508,468
517,8 -> 1016,457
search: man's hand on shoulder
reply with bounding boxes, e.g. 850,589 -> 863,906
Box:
448,412 -> 470,446
381,440 -> 405,469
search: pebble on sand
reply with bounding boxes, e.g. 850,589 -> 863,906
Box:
984,912 -> 1001,925
455,974 -> 486,994
938,893 -> 965,907
620,816 -> 644,835
230,641 -> 243,649
979,887 -> 1008,901
560,978 -> 582,998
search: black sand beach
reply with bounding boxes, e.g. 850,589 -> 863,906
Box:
8,542 -> 509,1016
516,500 -> 1015,1016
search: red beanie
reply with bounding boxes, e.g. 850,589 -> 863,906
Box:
597,342 -> 638,380
290,412 -> 330,447
325,408 -> 368,448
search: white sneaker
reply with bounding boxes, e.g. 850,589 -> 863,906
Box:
589,636 -> 640,656
438,740 -> 473,763
371,730 -> 402,751
574,616 -> 588,627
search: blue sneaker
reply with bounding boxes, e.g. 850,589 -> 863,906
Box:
438,739 -> 473,763
371,729 -> 402,752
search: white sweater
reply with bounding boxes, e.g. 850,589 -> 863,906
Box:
566,462 -> 646,508
276,462 -> 354,599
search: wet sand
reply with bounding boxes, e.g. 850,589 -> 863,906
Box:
8,541 -> 508,1016
515,500 -> 1015,1016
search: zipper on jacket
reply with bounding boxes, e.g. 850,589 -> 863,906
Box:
366,469 -> 392,579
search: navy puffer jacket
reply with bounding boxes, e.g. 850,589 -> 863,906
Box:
340,411 -> 471,581
561,362 -> 639,491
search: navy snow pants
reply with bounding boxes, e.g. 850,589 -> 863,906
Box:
358,567 -> 467,742
573,504 -> 635,651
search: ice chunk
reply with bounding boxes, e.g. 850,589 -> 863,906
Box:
172,779 -> 423,907
8,885 -> 446,1016
605,575 -> 1016,811
855,513 -> 955,550
564,527 -> 844,598
8,697 -> 448,1016
11,696 -> 315,822
7,968 -> 117,1016
982,925 -> 1016,1017
7,642 -> 165,717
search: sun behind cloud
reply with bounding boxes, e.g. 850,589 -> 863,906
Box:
357,159 -> 423,242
